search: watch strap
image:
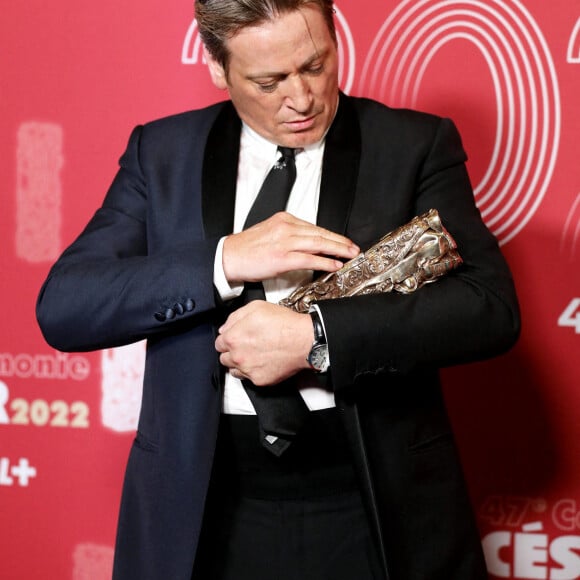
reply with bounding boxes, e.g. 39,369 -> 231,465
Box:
309,309 -> 326,345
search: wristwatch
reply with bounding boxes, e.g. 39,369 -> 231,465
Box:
307,308 -> 330,373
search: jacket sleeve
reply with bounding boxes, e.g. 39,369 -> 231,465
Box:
36,125 -> 221,352
317,117 -> 521,391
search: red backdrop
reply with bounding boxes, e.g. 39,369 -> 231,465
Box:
1,1 -> 578,578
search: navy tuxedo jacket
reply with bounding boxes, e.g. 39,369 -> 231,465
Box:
37,94 -> 520,580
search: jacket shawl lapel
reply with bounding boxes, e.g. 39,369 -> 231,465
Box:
316,93 -> 361,234
202,101 -> 241,240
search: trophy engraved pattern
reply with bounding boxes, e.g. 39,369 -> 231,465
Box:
280,209 -> 462,313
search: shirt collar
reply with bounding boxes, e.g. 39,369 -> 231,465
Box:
240,122 -> 325,164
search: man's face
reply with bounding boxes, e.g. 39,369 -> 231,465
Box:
205,5 -> 339,148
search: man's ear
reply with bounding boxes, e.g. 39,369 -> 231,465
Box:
203,46 -> 228,90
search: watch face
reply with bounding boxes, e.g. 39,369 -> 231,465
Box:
308,344 -> 329,372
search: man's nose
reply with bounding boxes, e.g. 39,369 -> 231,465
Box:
285,75 -> 313,113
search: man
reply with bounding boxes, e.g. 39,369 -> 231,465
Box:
36,1 -> 520,578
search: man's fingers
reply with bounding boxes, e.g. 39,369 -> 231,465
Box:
272,213 -> 359,253
286,232 -> 359,260
214,301 -> 314,386
222,211 -> 360,282
281,252 -> 345,273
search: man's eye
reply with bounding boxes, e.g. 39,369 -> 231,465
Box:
307,64 -> 324,75
257,81 -> 278,93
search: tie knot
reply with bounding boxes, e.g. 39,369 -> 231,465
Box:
276,147 -> 296,168
278,146 -> 295,159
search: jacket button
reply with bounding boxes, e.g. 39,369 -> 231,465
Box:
154,312 -> 166,322
185,299 -> 195,312
174,302 -> 185,315
165,308 -> 176,320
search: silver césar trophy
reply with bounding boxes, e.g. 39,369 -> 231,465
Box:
280,209 -> 463,313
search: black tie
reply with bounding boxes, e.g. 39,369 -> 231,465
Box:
241,147 -> 310,456
244,146 -> 297,227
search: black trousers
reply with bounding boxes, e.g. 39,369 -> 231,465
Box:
192,409 -> 384,580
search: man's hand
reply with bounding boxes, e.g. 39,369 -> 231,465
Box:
222,211 -> 359,284
215,301 -> 313,386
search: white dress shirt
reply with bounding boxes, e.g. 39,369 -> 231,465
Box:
214,123 -> 335,414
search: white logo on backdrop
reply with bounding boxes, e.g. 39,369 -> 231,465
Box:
0,456 -> 37,487
334,5 -> 356,94
360,0 -> 561,246
16,122 -> 64,262
567,18 -> 580,64
558,298 -> 580,335
100,342 -> 145,432
181,19 -> 203,65
483,522 -> 580,579
479,496 -> 580,578
181,4 -> 356,93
